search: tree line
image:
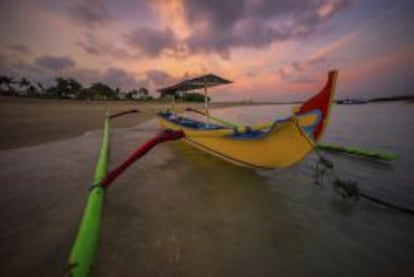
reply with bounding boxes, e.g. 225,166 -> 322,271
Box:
0,75 -> 151,101
0,75 -> 208,102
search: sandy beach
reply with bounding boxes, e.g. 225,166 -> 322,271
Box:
0,97 -> 240,150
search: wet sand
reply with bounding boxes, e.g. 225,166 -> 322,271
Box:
0,98 -> 184,150
0,119 -> 167,276
0,97 -> 277,151
0,118 -> 305,277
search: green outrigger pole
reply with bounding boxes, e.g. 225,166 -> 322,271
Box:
67,111 -> 111,277
186,108 -> 397,161
185,107 -> 238,127
316,142 -> 398,161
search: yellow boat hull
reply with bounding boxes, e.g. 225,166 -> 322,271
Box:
158,70 -> 337,169
159,117 -> 314,168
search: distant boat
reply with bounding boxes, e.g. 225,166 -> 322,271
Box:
336,98 -> 367,105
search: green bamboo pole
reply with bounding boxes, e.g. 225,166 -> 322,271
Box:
67,111 -> 110,277
186,108 -> 239,127
204,113 -> 236,127
317,142 -> 397,161
187,108 -> 397,161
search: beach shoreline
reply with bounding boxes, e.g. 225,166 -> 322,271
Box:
0,97 -> 275,151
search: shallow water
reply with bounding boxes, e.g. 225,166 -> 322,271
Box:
0,102 -> 414,276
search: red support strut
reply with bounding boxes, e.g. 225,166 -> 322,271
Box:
101,129 -> 185,188
109,109 -> 139,119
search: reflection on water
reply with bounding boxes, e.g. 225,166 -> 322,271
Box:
1,103 -> 414,276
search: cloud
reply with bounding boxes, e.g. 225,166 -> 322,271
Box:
34,55 -> 75,70
145,69 -> 178,87
144,69 -> 204,88
2,50 -> 145,91
288,78 -> 318,84
102,67 -> 147,90
0,52 -> 50,83
124,27 -> 177,57
65,67 -> 148,91
181,0 -> 351,58
276,29 -> 357,81
277,56 -> 326,81
39,66 -> 147,91
76,32 -> 133,59
64,67 -> 100,85
184,0 -> 246,30
68,0 -> 115,28
76,0 -> 350,60
248,0 -> 308,18
7,44 -> 30,55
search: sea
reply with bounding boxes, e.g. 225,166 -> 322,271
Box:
1,102 -> 414,276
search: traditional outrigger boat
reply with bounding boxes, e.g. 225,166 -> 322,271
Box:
158,70 -> 338,168
67,69 -> 408,277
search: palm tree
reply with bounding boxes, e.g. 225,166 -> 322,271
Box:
67,78 -> 83,99
37,82 -> 45,95
0,76 -> 6,93
138,87 -> 149,100
86,82 -> 118,100
0,75 -> 15,95
27,85 -> 38,97
18,77 -> 30,88
49,77 -> 78,98
18,77 -> 31,96
125,89 -> 138,100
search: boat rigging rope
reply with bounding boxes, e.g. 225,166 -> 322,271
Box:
313,149 -> 414,215
291,116 -> 414,215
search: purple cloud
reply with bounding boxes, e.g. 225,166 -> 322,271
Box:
35,55 -> 75,70
125,27 -> 177,57
3,51 -> 144,91
277,56 -> 327,80
185,0 -> 246,30
71,0 -> 350,60
145,69 -> 178,87
43,66 -> 147,91
68,0 -> 115,28
182,0 -> 352,58
76,32 -> 133,59
102,67 -> 147,90
8,44 -> 30,55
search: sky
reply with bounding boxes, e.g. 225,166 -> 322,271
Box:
0,0 -> 413,101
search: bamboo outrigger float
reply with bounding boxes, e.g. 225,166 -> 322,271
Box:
158,71 -> 338,168
66,111 -> 183,277
66,111 -> 110,277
